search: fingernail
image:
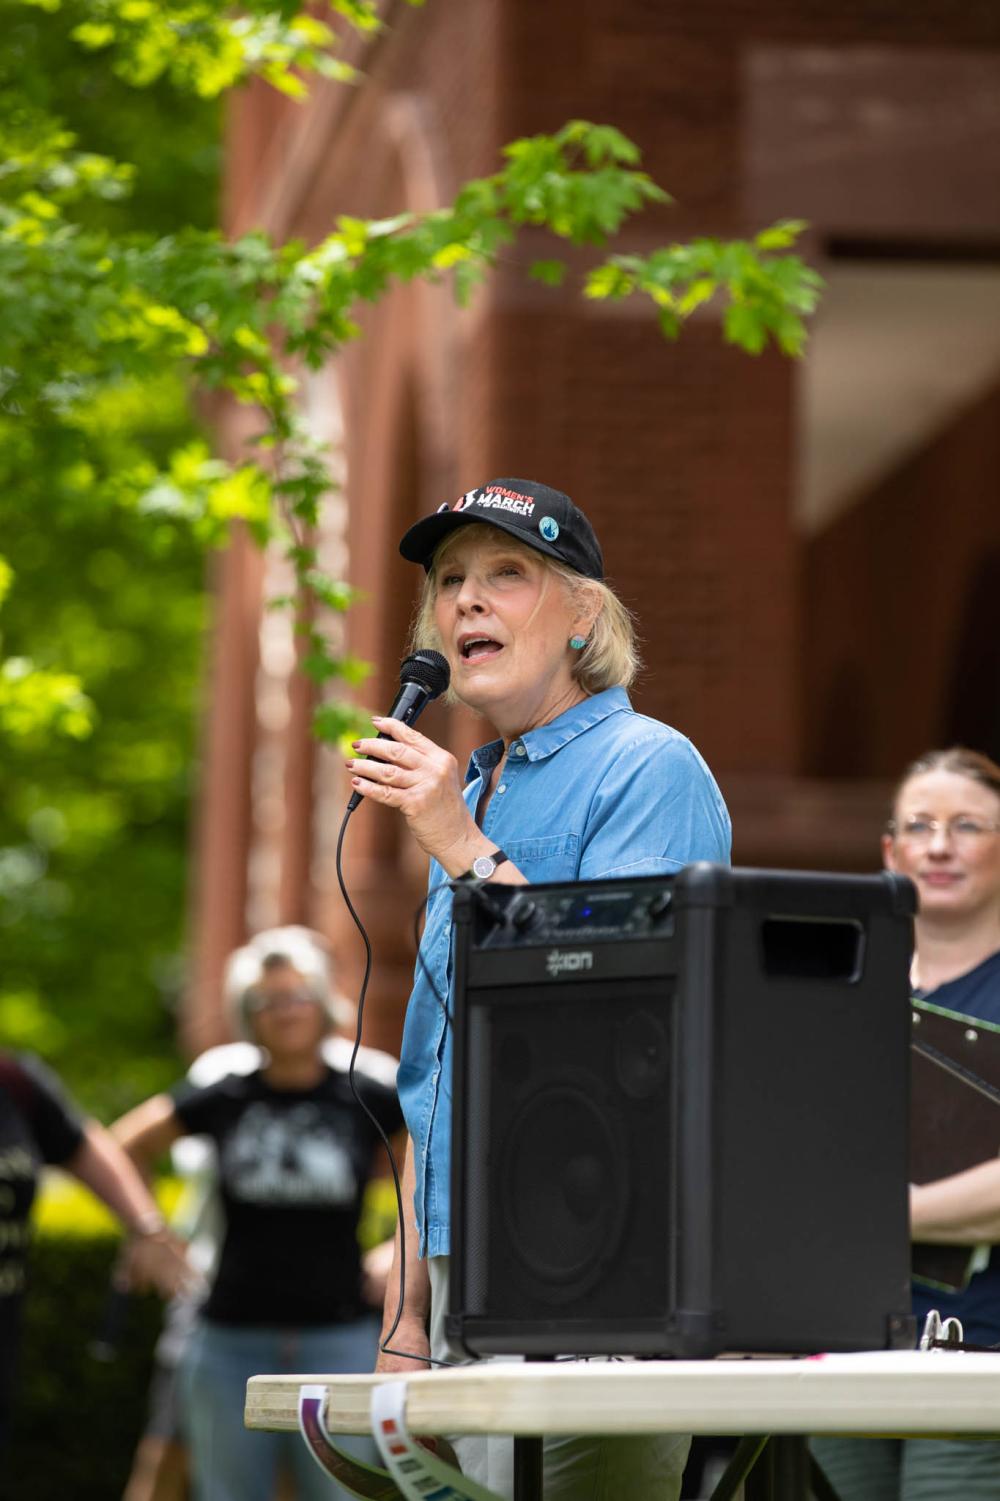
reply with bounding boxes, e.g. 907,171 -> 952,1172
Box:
345,759 -> 354,769
371,715 -> 384,723
350,740 -> 360,749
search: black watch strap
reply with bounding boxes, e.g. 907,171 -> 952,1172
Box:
462,849 -> 509,881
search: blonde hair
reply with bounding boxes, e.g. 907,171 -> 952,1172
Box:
223,926 -> 349,1040
409,523 -> 641,696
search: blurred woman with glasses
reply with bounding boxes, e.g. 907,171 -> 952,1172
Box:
814,746 -> 1000,1501
113,927 -> 403,1501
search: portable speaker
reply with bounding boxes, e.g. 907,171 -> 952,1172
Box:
447,864 -> 916,1358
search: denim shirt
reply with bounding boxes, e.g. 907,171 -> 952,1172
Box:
396,685 -> 732,1257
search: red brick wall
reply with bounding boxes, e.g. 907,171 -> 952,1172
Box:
803,378 -> 1000,779
190,0 -> 1000,1053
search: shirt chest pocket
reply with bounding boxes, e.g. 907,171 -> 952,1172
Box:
503,833 -> 580,884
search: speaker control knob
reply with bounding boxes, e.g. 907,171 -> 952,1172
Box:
647,891 -> 672,920
510,898 -> 540,933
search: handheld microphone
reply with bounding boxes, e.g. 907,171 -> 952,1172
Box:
346,649 -> 450,812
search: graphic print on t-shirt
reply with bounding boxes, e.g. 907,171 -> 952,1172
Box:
0,1144 -> 35,1298
221,1100 -> 357,1206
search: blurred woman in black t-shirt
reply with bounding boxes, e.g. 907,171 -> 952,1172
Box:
113,927 -> 403,1501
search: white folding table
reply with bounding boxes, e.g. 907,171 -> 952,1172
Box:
246,1351 -> 1000,1501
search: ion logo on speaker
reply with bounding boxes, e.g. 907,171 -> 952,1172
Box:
545,948 -> 593,977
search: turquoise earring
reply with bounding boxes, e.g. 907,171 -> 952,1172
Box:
569,634 -> 587,651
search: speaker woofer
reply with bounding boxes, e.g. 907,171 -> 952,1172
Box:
500,1081 -> 629,1293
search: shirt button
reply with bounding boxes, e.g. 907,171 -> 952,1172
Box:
498,783 -> 507,794
514,744 -> 526,756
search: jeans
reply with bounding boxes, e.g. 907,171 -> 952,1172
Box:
180,1314 -> 381,1501
811,1436 -> 1000,1501
428,1257 -> 690,1501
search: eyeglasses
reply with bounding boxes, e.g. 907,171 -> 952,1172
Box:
245,989 -> 319,1014
887,816 -> 1000,846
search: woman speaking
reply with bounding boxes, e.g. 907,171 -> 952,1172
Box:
346,477 -> 730,1501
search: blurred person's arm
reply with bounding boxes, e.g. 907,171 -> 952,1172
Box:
911,1157 -> 1000,1243
68,1115 -> 198,1298
112,1092 -> 185,1165
375,1136 -> 432,1372
361,1237 -> 396,1308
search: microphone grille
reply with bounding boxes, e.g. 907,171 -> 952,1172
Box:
399,649 -> 450,699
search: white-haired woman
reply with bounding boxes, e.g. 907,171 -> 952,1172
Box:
347,478 -> 731,1501
113,927 -> 403,1501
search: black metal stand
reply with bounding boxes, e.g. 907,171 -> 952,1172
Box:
710,1435 -> 844,1501
511,1355 -> 553,1501
707,1436 -> 769,1500
512,1435 -> 544,1501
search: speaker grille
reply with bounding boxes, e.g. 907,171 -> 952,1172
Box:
462,982 -> 675,1321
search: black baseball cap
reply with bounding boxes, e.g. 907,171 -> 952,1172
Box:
398,477 -> 605,581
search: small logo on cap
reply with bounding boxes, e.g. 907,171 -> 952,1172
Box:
539,516 -> 560,542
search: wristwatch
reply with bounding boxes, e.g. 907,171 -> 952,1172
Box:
462,848 -> 509,881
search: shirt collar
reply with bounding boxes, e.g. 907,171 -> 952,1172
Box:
465,686 -> 632,782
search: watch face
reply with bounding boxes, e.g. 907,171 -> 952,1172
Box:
472,855 -> 496,879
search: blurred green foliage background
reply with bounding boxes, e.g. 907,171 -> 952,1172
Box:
8,1229 -> 164,1500
7,1176 -> 398,1498
0,0 -> 220,1116
0,0 -> 818,1125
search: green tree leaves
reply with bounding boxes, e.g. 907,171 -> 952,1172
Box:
3,0 -> 824,755
583,229 -> 823,356
0,660 -> 94,743
0,0 -> 825,1113
0,3 -> 217,1107
28,0 -> 364,96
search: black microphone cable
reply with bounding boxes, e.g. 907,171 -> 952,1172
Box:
335,634 -> 508,1368
335,803 -> 457,1368
334,646 -> 452,1362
